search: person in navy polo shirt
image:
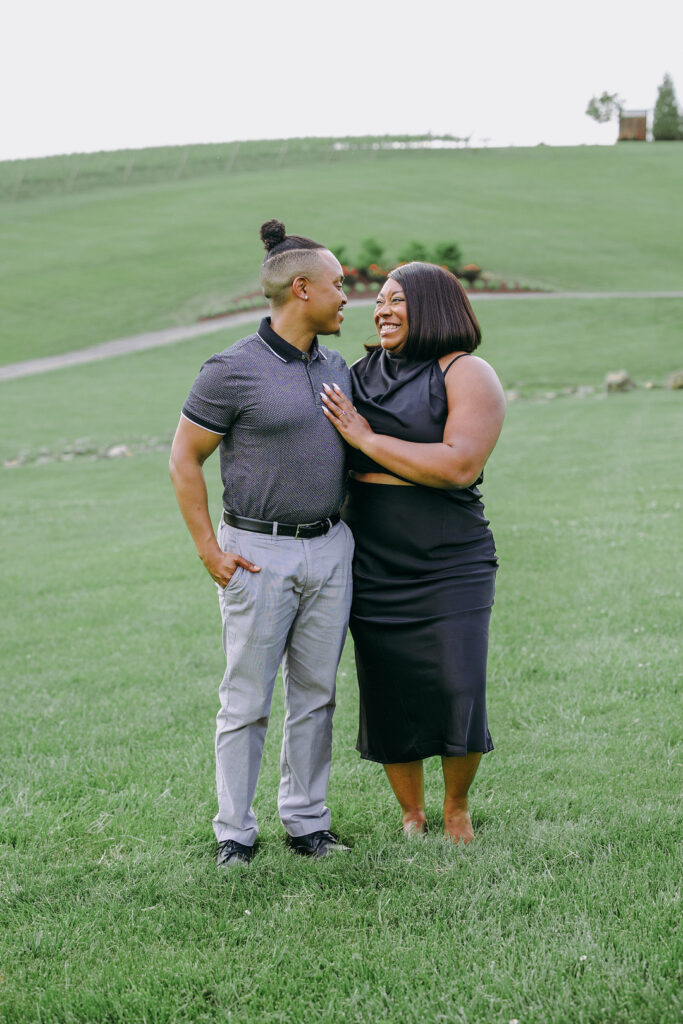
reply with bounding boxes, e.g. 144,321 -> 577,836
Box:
170,220 -> 353,868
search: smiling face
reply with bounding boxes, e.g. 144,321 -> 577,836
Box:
304,250 -> 347,335
374,277 -> 409,353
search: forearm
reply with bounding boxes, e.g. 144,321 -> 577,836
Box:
321,378 -> 501,490
169,456 -> 221,560
362,434 -> 480,489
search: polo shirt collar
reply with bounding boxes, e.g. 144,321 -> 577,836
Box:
257,317 -> 325,363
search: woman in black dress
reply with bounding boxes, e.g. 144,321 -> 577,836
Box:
321,262 -> 505,843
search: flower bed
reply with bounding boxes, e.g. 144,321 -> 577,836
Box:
197,243 -> 549,322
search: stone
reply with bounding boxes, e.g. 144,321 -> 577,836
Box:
506,389 -> 521,402
106,445 -> 132,458
605,370 -> 635,393
666,369 -> 683,390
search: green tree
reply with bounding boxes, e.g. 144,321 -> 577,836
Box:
653,73 -> 681,140
585,91 -> 624,124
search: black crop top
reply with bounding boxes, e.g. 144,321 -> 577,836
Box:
347,348 -> 484,503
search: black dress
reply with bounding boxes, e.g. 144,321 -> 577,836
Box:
342,348 -> 497,764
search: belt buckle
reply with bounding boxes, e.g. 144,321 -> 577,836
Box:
295,520 -> 318,539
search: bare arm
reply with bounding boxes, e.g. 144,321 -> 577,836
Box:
321,356 -> 505,489
169,417 -> 260,586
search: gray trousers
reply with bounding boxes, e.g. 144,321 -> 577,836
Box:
212,518 -> 354,846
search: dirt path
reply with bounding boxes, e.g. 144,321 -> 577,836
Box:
2,291 -> 682,383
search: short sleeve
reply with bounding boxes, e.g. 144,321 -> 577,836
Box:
181,353 -> 239,435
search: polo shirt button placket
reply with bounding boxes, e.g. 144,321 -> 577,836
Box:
302,353 -> 319,404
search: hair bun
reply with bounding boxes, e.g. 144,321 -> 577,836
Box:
260,219 -> 287,251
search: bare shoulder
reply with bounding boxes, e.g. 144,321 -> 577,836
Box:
442,353 -> 504,397
442,355 -> 505,439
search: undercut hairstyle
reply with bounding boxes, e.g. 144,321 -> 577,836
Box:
259,219 -> 328,306
384,262 -> 482,359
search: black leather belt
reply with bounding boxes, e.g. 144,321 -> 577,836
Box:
223,510 -> 340,539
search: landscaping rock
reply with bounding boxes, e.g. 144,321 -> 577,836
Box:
666,369 -> 683,390
506,389 -> 521,402
576,385 -> 595,398
605,370 -> 636,393
106,445 -> 132,458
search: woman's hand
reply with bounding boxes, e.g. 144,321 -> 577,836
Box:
321,383 -> 373,450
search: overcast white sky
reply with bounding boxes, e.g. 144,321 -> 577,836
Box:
2,0 -> 682,161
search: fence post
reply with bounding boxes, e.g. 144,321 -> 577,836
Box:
13,169 -> 24,200
175,150 -> 189,179
123,156 -> 136,182
225,141 -> 240,174
66,163 -> 79,192
276,139 -> 289,167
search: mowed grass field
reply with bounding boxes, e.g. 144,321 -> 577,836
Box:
1,142 -> 682,1022
1,141 -> 683,365
2,298 -> 682,1023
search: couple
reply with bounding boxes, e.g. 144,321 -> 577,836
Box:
169,220 -> 505,868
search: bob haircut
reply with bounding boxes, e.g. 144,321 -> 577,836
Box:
383,262 -> 482,359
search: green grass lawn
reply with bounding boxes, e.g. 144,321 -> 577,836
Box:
1,298 -> 681,463
2,142 -> 683,365
1,297 -> 681,1022
0,136 -> 448,202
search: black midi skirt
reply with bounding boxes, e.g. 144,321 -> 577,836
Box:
342,480 -> 497,764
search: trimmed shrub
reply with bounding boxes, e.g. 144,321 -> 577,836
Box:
432,241 -> 463,274
397,240 -> 429,263
459,263 -> 482,285
356,237 -> 385,272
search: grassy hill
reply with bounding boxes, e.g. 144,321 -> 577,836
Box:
1,140 -> 682,364
1,139 -> 681,1023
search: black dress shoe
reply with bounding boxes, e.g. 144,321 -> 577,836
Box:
286,829 -> 350,858
216,838 -> 254,868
